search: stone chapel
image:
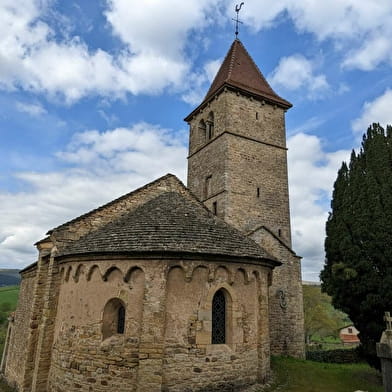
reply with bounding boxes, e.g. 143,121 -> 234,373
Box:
1,39 -> 304,392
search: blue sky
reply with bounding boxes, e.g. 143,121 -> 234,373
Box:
1,0 -> 392,281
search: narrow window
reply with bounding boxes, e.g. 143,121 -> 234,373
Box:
212,201 -> 217,215
348,327 -> 353,334
278,229 -> 282,237
212,290 -> 226,344
205,175 -> 212,199
207,112 -> 214,140
257,187 -> 260,198
199,120 -> 207,143
117,305 -> 125,334
256,112 -> 259,120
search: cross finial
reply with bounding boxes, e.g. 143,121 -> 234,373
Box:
232,3 -> 244,38
385,311 -> 392,331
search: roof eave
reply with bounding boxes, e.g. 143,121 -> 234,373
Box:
184,83 -> 292,122
55,250 -> 281,269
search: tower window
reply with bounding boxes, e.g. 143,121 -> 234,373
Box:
102,298 -> 126,339
205,175 -> 212,199
199,120 -> 207,143
256,112 -> 259,120
212,289 -> 226,344
206,112 -> 214,140
278,229 -> 282,237
257,187 -> 260,197
212,201 -> 217,215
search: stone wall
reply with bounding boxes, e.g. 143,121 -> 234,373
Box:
250,228 -> 304,358
3,269 -> 37,390
46,257 -> 271,392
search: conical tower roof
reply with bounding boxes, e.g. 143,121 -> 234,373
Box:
185,39 -> 291,120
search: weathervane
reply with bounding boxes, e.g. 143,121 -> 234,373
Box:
233,3 -> 244,37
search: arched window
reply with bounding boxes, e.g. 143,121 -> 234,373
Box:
212,289 -> 226,344
199,119 -> 207,143
117,304 -> 125,334
207,112 -> 214,140
102,298 -> 126,339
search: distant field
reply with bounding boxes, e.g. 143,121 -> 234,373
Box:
0,286 -> 19,310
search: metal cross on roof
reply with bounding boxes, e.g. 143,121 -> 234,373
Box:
385,311 -> 392,331
232,3 -> 244,37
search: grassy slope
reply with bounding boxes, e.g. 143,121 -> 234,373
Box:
0,286 -> 19,309
264,356 -> 383,392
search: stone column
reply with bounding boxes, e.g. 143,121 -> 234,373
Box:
31,248 -> 61,392
376,311 -> 392,392
136,264 -> 167,392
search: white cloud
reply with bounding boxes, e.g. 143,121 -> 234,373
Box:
0,0 -> 222,103
352,89 -> 392,134
343,35 -> 392,71
0,123 -> 187,268
269,55 -> 329,99
16,102 -> 47,116
229,0 -> 392,71
287,133 -> 350,281
181,58 -> 222,105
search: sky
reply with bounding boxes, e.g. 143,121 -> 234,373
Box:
1,0 -> 392,281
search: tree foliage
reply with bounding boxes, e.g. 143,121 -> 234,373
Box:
303,285 -> 349,343
321,123 -> 392,368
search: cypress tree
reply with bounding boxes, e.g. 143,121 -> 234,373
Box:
321,123 -> 392,368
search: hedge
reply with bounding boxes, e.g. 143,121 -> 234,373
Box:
306,348 -> 362,364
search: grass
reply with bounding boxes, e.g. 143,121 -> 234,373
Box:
262,356 -> 383,392
0,287 -> 19,310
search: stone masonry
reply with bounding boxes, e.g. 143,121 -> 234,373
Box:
186,39 -> 304,358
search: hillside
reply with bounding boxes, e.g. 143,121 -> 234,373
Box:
0,269 -> 20,287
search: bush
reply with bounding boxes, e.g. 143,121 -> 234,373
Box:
306,348 -> 362,364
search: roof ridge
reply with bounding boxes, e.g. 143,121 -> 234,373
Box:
246,224 -> 299,257
48,173 -> 182,234
227,39 -> 238,81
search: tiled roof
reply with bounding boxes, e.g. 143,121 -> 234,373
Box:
186,39 -> 291,121
59,191 -> 278,265
340,334 -> 360,343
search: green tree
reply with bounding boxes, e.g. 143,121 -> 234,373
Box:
303,285 -> 349,343
321,123 -> 392,368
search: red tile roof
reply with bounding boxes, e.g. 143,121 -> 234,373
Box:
340,334 -> 360,343
185,39 -> 291,121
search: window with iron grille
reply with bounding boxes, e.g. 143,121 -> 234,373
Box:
212,289 -> 226,344
117,305 -> 126,334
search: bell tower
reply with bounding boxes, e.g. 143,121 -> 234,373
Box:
185,39 -> 305,358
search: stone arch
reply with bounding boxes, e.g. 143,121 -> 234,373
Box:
64,266 -> 72,282
167,265 -> 185,280
124,266 -> 144,282
214,265 -> 234,284
235,268 -> 247,285
86,265 -> 102,282
103,266 -> 124,282
102,297 -> 126,340
190,264 -> 209,281
73,264 -> 85,283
